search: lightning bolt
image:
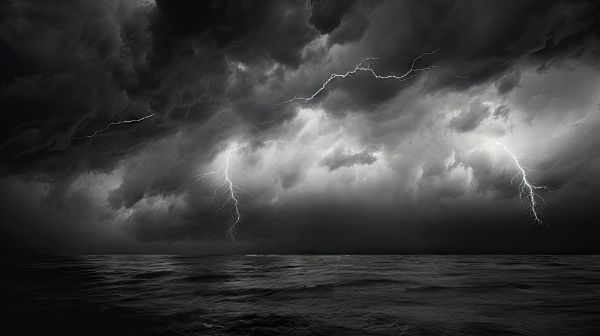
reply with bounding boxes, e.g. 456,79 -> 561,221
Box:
496,141 -> 549,225
223,147 -> 242,240
196,146 -> 247,241
196,140 -> 307,240
154,193 -> 168,218
277,49 -> 466,106
76,114 -> 154,139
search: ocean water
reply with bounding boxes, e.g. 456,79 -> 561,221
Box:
3,255 -> 600,335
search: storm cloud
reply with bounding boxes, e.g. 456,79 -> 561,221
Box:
1,0 -> 600,254
320,147 -> 377,171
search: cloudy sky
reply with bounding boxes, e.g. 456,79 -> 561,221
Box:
1,0 -> 600,254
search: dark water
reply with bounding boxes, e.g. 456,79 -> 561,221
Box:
3,255 -> 600,335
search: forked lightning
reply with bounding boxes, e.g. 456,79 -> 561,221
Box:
496,141 -> 549,225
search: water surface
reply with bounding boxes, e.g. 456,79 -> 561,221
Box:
4,255 -> 600,335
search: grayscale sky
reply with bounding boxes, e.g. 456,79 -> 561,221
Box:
1,0 -> 600,254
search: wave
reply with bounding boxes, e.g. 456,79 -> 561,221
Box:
132,270 -> 174,279
219,277 -> 411,299
180,273 -> 234,282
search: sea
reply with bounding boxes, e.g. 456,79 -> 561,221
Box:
3,255 -> 600,335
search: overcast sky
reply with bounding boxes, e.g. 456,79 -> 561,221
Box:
1,0 -> 600,254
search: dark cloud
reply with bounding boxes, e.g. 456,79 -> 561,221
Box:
309,0 -> 357,34
1,0 -> 600,254
448,100 -> 491,133
496,70 -> 522,95
326,6 -> 368,46
493,104 -> 510,121
320,147 -> 377,171
154,0 -> 317,67
0,0 -> 162,174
